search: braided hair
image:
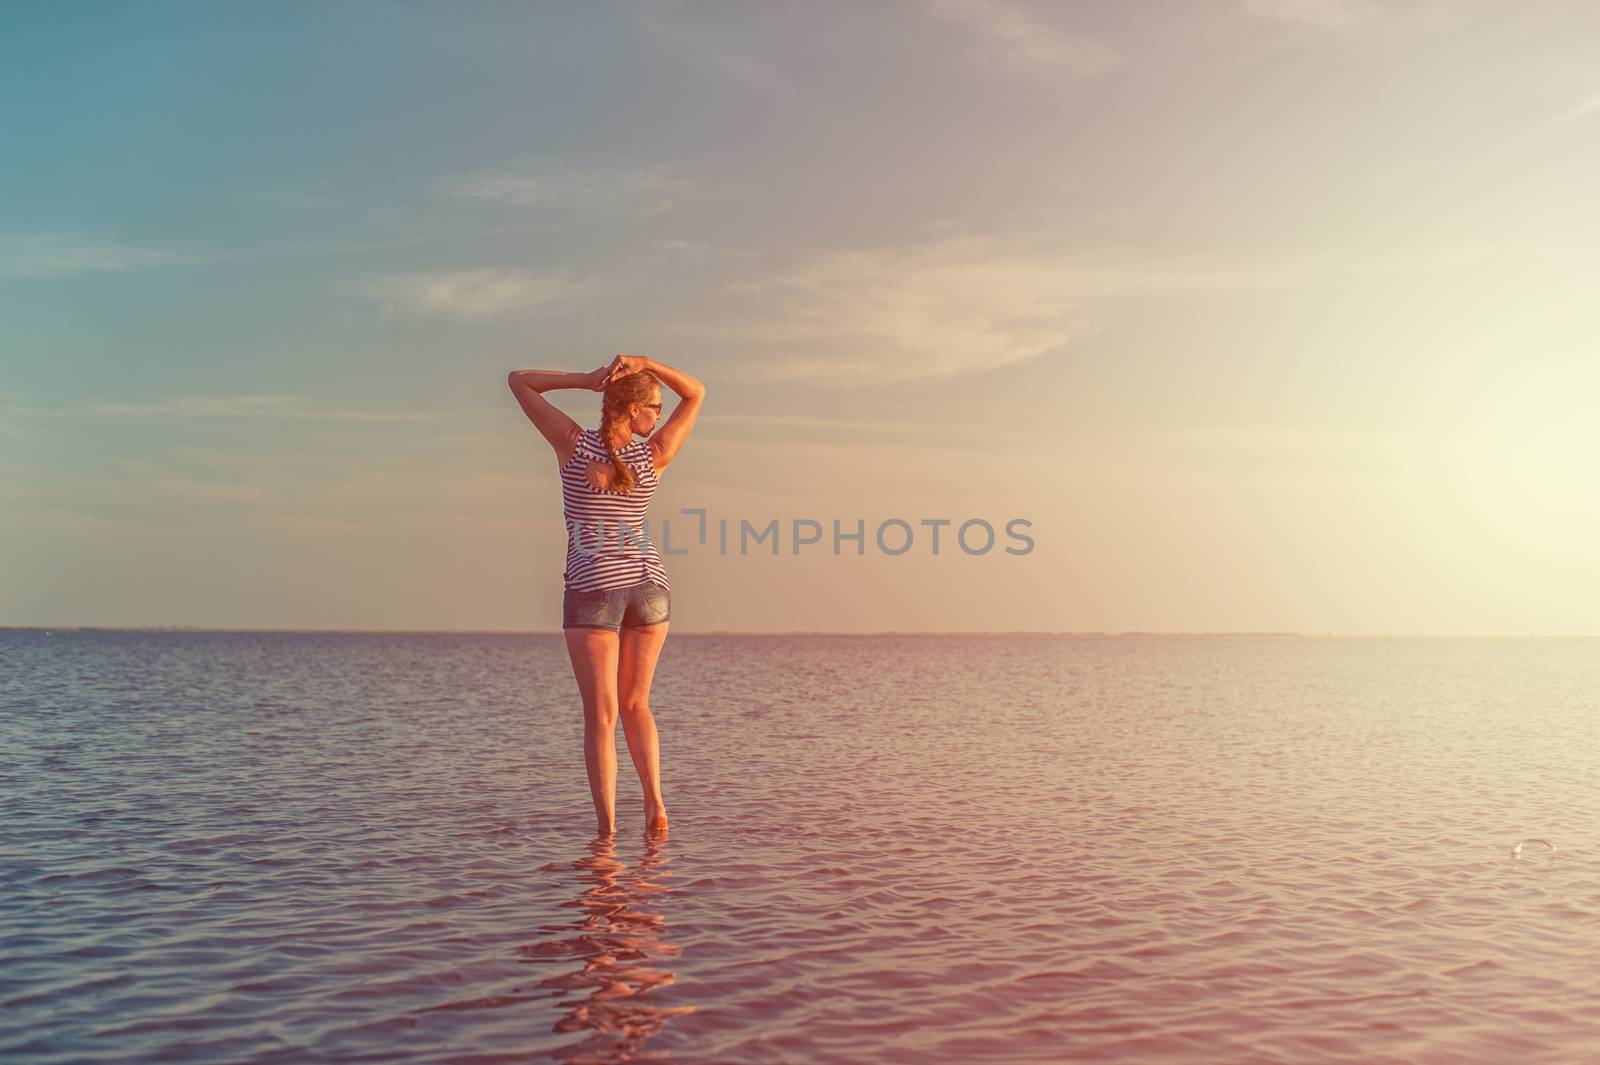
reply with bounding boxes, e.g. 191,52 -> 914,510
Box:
597,369 -> 661,494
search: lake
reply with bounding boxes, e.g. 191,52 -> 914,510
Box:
3,630 -> 1598,1063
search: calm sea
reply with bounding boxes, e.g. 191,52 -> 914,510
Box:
3,630 -> 1599,1064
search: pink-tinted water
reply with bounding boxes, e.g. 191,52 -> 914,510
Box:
3,632 -> 1599,1063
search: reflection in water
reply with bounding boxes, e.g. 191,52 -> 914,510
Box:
523,835 -> 694,1062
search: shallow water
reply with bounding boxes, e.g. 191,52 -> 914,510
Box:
3,631 -> 1600,1063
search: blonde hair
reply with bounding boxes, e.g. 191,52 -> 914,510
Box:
597,369 -> 661,494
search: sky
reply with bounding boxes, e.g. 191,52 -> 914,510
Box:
3,0 -> 1600,634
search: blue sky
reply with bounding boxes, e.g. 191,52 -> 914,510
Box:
5,0 -> 1600,633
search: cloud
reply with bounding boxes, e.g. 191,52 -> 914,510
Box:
672,234 -> 1300,384
0,394 -> 438,423
445,161 -> 693,215
699,412 -> 931,435
1238,0 -> 1374,27
1,421 -> 541,537
1236,0 -> 1463,31
234,180 -> 342,211
356,268 -> 592,318
0,227 -> 448,278
654,239 -> 720,264
265,235 -> 441,258
925,0 -> 1116,80
1538,93 -> 1600,131
0,234 -> 217,278
632,0 -> 789,93
1146,423 -> 1429,461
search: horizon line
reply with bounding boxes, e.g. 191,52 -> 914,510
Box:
3,626 -> 1597,639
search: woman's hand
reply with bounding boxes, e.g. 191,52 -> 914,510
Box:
586,365 -> 611,391
603,353 -> 650,384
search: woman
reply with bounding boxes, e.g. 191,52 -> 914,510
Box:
507,353 -> 706,838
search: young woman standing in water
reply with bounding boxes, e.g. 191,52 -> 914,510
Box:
508,354 -> 705,837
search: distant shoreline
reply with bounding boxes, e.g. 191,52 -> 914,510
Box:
2,627 -> 1594,639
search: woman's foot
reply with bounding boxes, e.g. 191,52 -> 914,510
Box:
644,799 -> 669,835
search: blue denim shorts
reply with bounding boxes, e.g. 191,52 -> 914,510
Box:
562,581 -> 671,631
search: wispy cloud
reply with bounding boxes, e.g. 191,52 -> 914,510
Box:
1238,0 -> 1374,28
653,239 -> 722,264
2,423 -> 539,535
633,0 -> 788,93
0,233 -> 218,278
925,0 -> 1116,80
356,268 -> 592,318
673,234 -> 1300,384
1146,423 -> 1428,461
265,234 -> 442,258
445,161 -> 692,215
699,412 -> 930,435
1538,93 -> 1600,130
235,180 -> 342,211
0,226 -> 448,278
1236,0 -> 1464,31
0,395 -> 438,423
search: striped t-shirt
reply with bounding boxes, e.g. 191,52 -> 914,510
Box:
560,428 -> 671,592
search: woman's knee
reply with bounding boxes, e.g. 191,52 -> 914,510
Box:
619,698 -> 650,721
584,698 -> 619,730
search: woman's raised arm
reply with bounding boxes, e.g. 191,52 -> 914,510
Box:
606,355 -> 705,474
507,366 -> 606,467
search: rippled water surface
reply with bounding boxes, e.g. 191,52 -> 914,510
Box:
4,631 -> 1600,1063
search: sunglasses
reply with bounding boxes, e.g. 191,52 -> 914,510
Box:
642,402 -> 662,413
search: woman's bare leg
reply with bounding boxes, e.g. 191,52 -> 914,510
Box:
565,627 -> 622,836
618,621 -> 671,833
